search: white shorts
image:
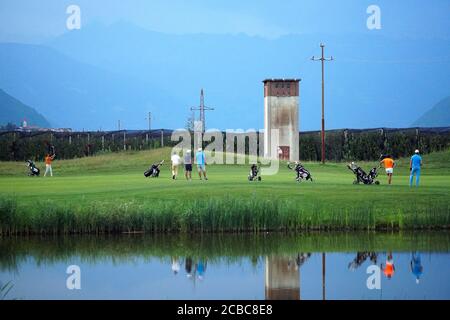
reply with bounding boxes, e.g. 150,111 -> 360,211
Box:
385,168 -> 393,174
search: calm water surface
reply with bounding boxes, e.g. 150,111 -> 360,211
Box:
1,232 -> 449,300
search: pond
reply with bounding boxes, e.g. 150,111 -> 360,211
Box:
1,232 -> 450,300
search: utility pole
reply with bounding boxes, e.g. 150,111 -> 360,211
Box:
312,43 -> 333,164
190,89 -> 214,133
118,120 -> 121,131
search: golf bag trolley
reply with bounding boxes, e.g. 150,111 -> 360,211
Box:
287,162 -> 313,182
248,164 -> 262,181
26,160 -> 40,176
347,162 -> 380,185
144,160 -> 164,178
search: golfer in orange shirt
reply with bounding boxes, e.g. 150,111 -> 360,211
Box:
44,153 -> 55,177
380,155 -> 395,185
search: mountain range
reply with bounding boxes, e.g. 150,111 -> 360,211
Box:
0,88 -> 50,127
0,21 -> 449,130
413,96 -> 450,127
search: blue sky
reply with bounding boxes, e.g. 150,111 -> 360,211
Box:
1,1 -> 449,130
1,0 -> 449,40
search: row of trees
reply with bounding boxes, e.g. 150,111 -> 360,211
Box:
299,128 -> 450,161
0,130 -> 176,161
0,128 -> 449,162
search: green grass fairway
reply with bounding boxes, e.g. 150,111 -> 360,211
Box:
0,148 -> 449,233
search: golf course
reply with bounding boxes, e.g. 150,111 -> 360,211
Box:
1,147 -> 449,234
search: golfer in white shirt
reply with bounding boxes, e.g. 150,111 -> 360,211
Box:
171,152 -> 181,180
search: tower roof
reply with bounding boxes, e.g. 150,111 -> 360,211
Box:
263,79 -> 301,83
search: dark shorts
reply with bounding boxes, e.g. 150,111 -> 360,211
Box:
185,164 -> 192,172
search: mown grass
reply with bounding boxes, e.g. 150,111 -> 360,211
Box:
0,148 -> 449,234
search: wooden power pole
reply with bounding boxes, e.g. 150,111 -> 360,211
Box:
312,43 -> 333,164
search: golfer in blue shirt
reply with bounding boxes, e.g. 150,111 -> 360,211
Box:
195,148 -> 208,180
410,149 -> 423,187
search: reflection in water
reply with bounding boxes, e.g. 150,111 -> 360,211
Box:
1,232 -> 450,299
382,252 -> 396,280
179,257 -> 208,286
265,256 -> 298,300
197,259 -> 207,281
264,253 -> 311,300
0,281 -> 14,300
411,252 -> 423,284
185,257 -> 193,278
348,252 -> 378,270
171,257 -> 181,275
322,253 -> 326,301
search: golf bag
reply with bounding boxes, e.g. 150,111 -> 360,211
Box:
144,160 -> 164,178
26,160 -> 40,176
288,162 -> 313,182
248,164 -> 261,181
347,162 -> 380,185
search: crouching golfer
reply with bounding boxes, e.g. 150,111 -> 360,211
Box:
195,148 -> 208,180
380,154 -> 395,185
410,149 -> 423,187
171,151 -> 181,180
184,150 -> 192,181
44,153 -> 55,177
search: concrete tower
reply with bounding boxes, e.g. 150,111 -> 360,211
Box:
263,79 -> 300,161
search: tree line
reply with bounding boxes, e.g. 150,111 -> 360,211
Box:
0,127 -> 449,162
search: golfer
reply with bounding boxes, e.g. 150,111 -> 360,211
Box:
195,148 -> 208,180
184,150 -> 192,181
44,153 -> 55,177
410,149 -> 423,187
380,154 -> 395,185
171,151 -> 181,180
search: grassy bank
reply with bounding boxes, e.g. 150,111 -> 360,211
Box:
0,148 -> 449,234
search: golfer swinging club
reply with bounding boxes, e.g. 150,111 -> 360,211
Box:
44,153 -> 55,177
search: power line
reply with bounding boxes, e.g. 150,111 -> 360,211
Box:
190,89 -> 214,133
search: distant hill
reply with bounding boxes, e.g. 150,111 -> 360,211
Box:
0,88 -> 50,127
0,43 -> 182,130
413,97 -> 450,127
